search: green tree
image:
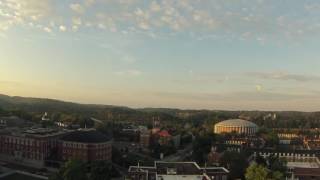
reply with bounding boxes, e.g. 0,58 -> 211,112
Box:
245,163 -> 268,180
192,134 -> 214,163
256,154 -> 267,166
89,161 -> 113,180
267,155 -> 287,175
62,160 -> 88,180
259,129 -> 279,147
270,171 -> 284,180
219,151 -> 248,180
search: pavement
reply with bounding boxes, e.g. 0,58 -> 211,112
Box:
163,144 -> 193,161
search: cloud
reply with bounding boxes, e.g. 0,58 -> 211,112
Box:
1,0 -> 320,42
114,70 -> 142,77
150,1 -> 161,12
43,26 -> 52,33
122,56 -> 136,64
173,72 -> 231,84
72,17 -> 82,25
70,3 -> 85,14
247,72 -> 320,82
59,25 -> 66,32
0,0 -> 52,31
149,90 -> 320,111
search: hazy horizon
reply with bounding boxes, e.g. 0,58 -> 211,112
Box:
1,0 -> 320,111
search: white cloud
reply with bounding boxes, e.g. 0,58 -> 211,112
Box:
72,17 -> 82,25
150,1 -> 161,12
97,23 -> 106,29
247,72 -> 320,82
115,70 -> 142,77
70,3 -> 84,14
122,56 -> 136,64
59,25 -> 66,32
72,25 -> 79,32
43,26 -> 52,33
84,0 -> 95,7
138,21 -> 150,30
0,0 -> 319,41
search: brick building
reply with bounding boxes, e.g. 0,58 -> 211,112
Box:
0,128 -> 112,167
140,129 -> 151,148
60,128 -> 112,161
0,128 -> 69,167
292,168 -> 320,180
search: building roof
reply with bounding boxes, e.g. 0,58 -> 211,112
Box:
129,161 -> 229,176
158,130 -> 171,137
293,168 -> 320,177
60,129 -> 111,143
0,171 -> 48,180
215,119 -> 258,128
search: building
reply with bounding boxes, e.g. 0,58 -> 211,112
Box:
55,121 -> 80,129
0,128 -> 112,167
0,128 -> 69,167
158,130 -> 172,145
127,161 -> 229,180
291,168 -> 320,180
140,129 -> 151,148
41,112 -> 50,121
60,128 -> 112,162
207,147 -> 222,166
214,119 -> 258,135
0,116 -> 32,128
0,171 -> 48,180
172,134 -> 181,148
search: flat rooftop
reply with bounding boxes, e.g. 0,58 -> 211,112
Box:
158,175 -> 208,180
287,162 -> 320,168
129,161 -> 229,175
0,127 -> 72,138
0,171 -> 48,180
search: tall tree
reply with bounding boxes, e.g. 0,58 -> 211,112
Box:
245,163 -> 268,180
219,151 -> 248,180
89,161 -> 113,180
62,160 -> 88,180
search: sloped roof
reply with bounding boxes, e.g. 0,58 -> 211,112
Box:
158,130 -> 171,137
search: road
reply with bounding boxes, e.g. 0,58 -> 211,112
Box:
163,143 -> 193,161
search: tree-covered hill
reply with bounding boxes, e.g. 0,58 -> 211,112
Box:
0,93 -> 319,129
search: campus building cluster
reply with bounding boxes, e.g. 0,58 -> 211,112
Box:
0,127 -> 112,167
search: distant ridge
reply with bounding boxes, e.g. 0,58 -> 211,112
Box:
0,93 -> 131,113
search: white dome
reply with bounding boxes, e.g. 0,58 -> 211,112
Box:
214,119 -> 258,135
215,119 -> 258,128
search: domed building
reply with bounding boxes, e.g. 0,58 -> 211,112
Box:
214,119 -> 258,135
60,128 -> 112,162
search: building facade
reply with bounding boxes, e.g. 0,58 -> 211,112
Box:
140,130 -> 151,148
214,119 -> 258,135
61,129 -> 112,161
0,128 -> 112,167
0,128 -> 69,167
292,168 -> 320,180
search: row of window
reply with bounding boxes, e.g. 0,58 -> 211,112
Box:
63,142 -> 111,148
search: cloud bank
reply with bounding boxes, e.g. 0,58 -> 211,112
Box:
0,0 -> 320,41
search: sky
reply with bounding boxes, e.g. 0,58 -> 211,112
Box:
1,0 -> 320,111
